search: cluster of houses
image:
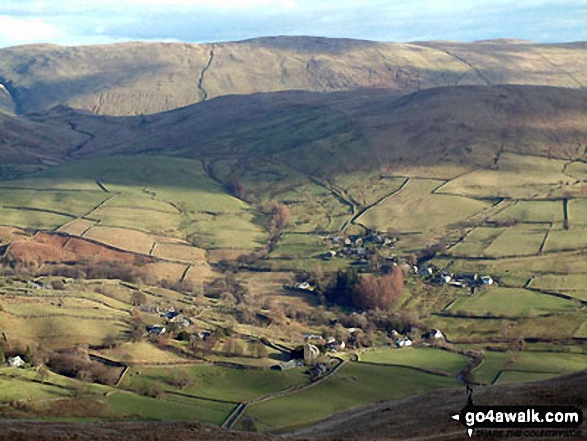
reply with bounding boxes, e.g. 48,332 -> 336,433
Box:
415,265 -> 493,292
145,307 -> 192,336
390,328 -> 444,348
322,233 -> 397,261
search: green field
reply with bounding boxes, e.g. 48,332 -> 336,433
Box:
574,320 -> 587,338
448,287 -> 577,317
357,178 -> 490,240
241,362 -> 458,432
106,392 -> 233,424
0,370 -> 71,401
0,309 -> 128,348
277,182 -> 351,234
0,207 -> 73,230
91,205 -> 181,235
0,189 -> 107,217
0,156 -> 266,251
450,226 -> 506,257
483,224 -> 548,257
568,199 -> 587,224
438,154 -> 572,199
471,351 -> 510,384
490,200 -> 564,223
529,274 -> 587,302
333,173 -> 407,207
495,352 -> 587,385
359,347 -> 470,375
544,225 -> 587,252
565,161 -> 587,180
441,251 -> 587,287
496,371 -> 560,384
121,365 -> 310,402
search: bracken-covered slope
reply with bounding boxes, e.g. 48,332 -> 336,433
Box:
0,37 -> 586,116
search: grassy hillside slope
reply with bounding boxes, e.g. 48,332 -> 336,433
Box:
0,37 -> 586,116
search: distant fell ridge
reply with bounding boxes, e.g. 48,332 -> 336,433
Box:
0,36 -> 586,116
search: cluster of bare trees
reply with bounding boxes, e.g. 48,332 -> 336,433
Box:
325,266 -> 404,311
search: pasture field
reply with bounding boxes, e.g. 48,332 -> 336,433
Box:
490,200 -> 564,224
565,161 -> 587,180
438,251 -> 587,287
142,261 -> 191,283
359,347 -> 470,375
543,225 -> 587,252
447,287 -> 577,317
278,182 -> 351,234
574,320 -> 587,338
57,218 -> 95,236
97,342 -> 190,364
569,199 -> 587,224
0,310 -> 127,348
121,365 -> 309,402
152,242 -> 207,264
1,296 -> 127,319
83,226 -> 156,255
505,352 -> 587,374
494,352 -> 587,385
357,178 -> 490,239
482,223 -> 548,257
450,226 -> 506,256
0,156 -> 266,253
0,371 -> 71,401
427,312 -> 585,342
103,193 -> 178,213
529,274 -> 587,302
426,316 -> 506,341
0,207 -> 72,230
0,189 -> 107,217
241,362 -> 458,432
90,206 -> 181,235
471,351 -> 510,384
496,371 -> 560,384
106,392 -> 233,424
179,212 -> 266,250
333,173 -> 407,207
269,234 -> 324,260
437,153 -> 572,198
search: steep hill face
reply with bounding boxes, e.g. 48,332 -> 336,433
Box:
0,109 -> 86,166
0,37 -> 586,116
41,85 -> 587,180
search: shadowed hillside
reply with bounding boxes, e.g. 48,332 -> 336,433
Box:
39,85 -> 587,175
0,109 -> 86,166
0,37 -> 586,116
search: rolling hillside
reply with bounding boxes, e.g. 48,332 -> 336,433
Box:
0,37 -> 586,116
37,85 -> 587,173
